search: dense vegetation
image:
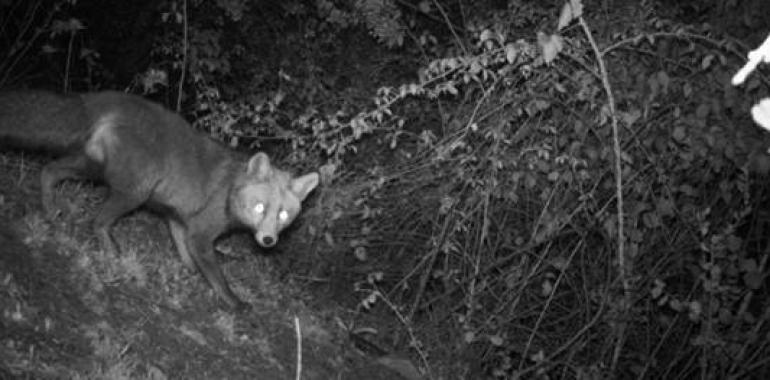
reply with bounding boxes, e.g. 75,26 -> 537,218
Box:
2,0 -> 770,378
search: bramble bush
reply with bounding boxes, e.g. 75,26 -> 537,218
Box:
288,0 -> 770,378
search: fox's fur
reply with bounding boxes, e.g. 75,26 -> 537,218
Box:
0,90 -> 319,310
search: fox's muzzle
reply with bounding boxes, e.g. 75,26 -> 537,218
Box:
256,233 -> 276,248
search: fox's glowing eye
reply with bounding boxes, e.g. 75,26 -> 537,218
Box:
253,203 -> 265,214
278,210 -> 289,222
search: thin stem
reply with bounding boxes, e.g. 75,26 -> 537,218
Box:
176,0 -> 188,112
577,15 -> 628,374
63,29 -> 75,94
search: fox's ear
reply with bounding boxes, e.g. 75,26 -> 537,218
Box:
291,172 -> 319,201
247,153 -> 272,179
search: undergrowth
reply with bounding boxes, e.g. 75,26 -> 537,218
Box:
294,1 -> 770,378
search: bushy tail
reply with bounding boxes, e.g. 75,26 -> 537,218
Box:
0,90 -> 92,155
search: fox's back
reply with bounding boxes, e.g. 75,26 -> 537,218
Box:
78,91 -> 237,214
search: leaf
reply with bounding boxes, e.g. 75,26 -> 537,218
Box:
557,2 -> 573,31
718,308 -> 732,324
620,109 -> 641,127
726,235 -> 741,253
504,43 -> 519,63
470,60 -> 482,74
445,82 -> 458,95
354,246 -> 368,261
695,103 -> 710,119
683,82 -> 693,98
672,125 -> 686,142
547,171 -> 559,181
489,335 -> 504,346
687,301 -> 702,321
537,32 -> 563,64
642,212 -> 661,229
744,271 -> 764,290
324,232 -> 335,246
570,0 -> 584,18
678,184 -> 696,196
651,279 -> 665,299
656,198 -> 674,217
479,29 -> 493,43
541,279 -> 553,296
558,0 -> 583,30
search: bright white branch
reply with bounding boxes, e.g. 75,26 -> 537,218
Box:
732,33 -> 770,86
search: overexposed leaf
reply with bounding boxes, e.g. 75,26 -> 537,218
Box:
751,98 -> 770,131
570,0 -> 584,18
505,43 -> 518,63
479,29 -> 493,43
538,32 -> 564,64
557,2 -> 573,31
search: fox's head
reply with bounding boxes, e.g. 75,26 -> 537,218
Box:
231,152 -> 319,248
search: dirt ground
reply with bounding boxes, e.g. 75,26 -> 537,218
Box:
0,154 -> 411,379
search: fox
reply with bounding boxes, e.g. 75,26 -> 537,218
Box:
0,90 -> 319,311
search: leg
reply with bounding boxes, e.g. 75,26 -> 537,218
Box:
40,154 -> 95,216
93,190 -> 144,257
168,219 -> 196,271
186,230 -> 248,311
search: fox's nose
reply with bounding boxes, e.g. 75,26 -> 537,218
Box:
260,235 -> 275,247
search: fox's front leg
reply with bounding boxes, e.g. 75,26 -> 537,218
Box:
186,230 -> 248,311
93,188 -> 146,257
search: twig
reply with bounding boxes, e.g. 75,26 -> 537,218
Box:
63,29 -> 75,94
516,286 -> 610,378
577,15 -> 628,374
431,0 -> 467,55
0,0 -> 26,51
376,288 -> 433,379
0,0 -> 52,87
602,31 -> 748,60
294,315 -> 302,380
518,240 -> 582,371
176,0 -> 188,113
